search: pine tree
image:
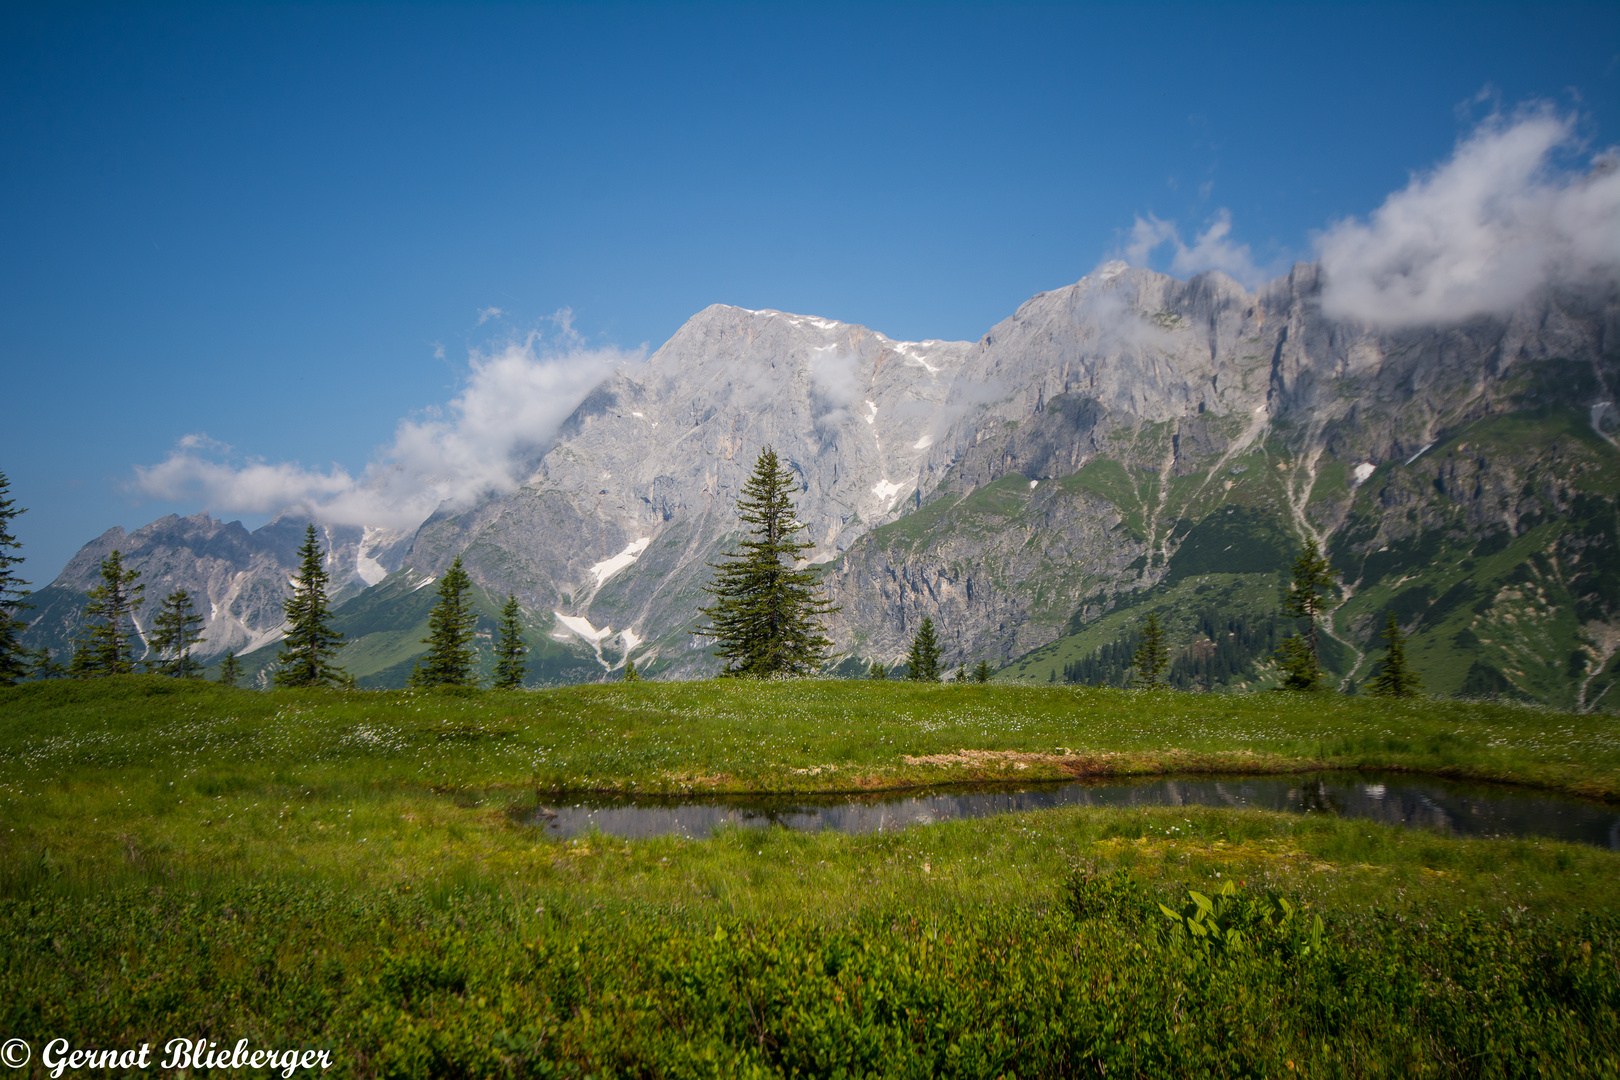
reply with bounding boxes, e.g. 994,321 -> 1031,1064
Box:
1275,634 -> 1324,691
217,650 -> 243,688
0,470 -> 29,686
1367,611 -> 1423,698
411,556 -> 478,688
150,589 -> 206,678
75,550 -> 144,676
28,648 -> 67,679
973,659 -> 993,683
868,660 -> 888,680
1132,612 -> 1170,688
275,525 -> 346,687
693,447 -> 839,676
905,617 -> 943,682
622,655 -> 640,682
1277,537 -> 1339,691
492,594 -> 529,690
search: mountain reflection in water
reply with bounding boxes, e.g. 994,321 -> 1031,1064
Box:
529,772 -> 1620,849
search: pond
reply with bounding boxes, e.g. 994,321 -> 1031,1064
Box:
529,771 -> 1620,849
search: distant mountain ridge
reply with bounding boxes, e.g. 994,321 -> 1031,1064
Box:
20,262 -> 1620,706
20,513 -> 412,670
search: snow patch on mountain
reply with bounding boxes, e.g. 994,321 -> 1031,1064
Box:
552,611 -> 621,669
355,526 -> 395,586
590,538 -> 651,588
872,476 -> 913,510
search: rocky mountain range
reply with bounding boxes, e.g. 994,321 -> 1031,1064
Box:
19,261 -> 1620,708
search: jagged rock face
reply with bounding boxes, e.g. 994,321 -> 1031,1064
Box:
408,304 -> 974,672
27,263 -> 1620,699
826,263 -> 1619,697
411,265 -> 1616,685
22,513 -> 413,663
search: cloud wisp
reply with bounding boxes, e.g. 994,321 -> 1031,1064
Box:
808,346 -> 862,431
1118,106 -> 1619,327
1316,106 -> 1620,327
134,320 -> 644,530
1124,208 -> 1267,288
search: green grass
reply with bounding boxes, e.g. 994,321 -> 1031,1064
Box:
4,676 -> 1618,1076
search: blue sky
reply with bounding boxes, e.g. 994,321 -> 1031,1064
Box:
3,2 -> 1618,582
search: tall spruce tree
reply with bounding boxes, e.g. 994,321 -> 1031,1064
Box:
693,447 -> 838,676
75,550 -> 144,676
492,594 -> 529,690
1367,611 -> 1423,698
1276,537 -> 1339,691
217,650 -> 243,688
905,617 -> 943,682
150,589 -> 206,677
275,525 -> 346,687
1132,612 -> 1170,688
972,659 -> 993,683
410,556 -> 478,688
0,470 -> 29,685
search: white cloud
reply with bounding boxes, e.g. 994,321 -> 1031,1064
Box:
808,347 -> 861,430
476,306 -> 505,325
1317,107 -> 1620,327
134,329 -> 644,530
1121,209 -> 1265,288
1124,214 -> 1179,268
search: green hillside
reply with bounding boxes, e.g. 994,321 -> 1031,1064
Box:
979,407 -> 1620,709
220,569 -> 606,688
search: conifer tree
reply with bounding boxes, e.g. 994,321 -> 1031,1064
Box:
1132,612 -> 1170,688
275,525 -> 346,687
75,550 -> 144,676
27,648 -> 66,679
150,589 -> 206,677
868,660 -> 888,680
1367,611 -> 1423,698
411,556 -> 477,688
905,617 -> 943,682
1274,634 -> 1323,691
0,470 -> 29,686
492,594 -> 528,690
694,447 -> 839,676
622,655 -> 640,682
1276,537 -> 1339,691
217,650 -> 243,688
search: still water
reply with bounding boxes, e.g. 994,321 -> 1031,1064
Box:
529,772 -> 1620,849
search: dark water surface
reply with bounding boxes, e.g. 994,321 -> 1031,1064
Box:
529,772 -> 1620,849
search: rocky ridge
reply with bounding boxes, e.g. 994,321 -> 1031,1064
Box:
20,262 -> 1620,704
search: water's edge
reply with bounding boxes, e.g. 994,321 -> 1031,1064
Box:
525,770 -> 1620,849
534,762 -> 1618,807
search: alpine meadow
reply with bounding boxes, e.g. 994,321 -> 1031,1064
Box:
4,6 -> 1620,1075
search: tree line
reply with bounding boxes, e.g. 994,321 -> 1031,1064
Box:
0,473 -> 534,690
1,457 -> 1419,696
1058,540 -> 1420,697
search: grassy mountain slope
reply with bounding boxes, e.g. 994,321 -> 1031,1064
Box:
985,406 -> 1620,706
222,569 -> 606,689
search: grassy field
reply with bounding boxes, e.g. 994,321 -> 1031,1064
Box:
2,676 -> 1617,1076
